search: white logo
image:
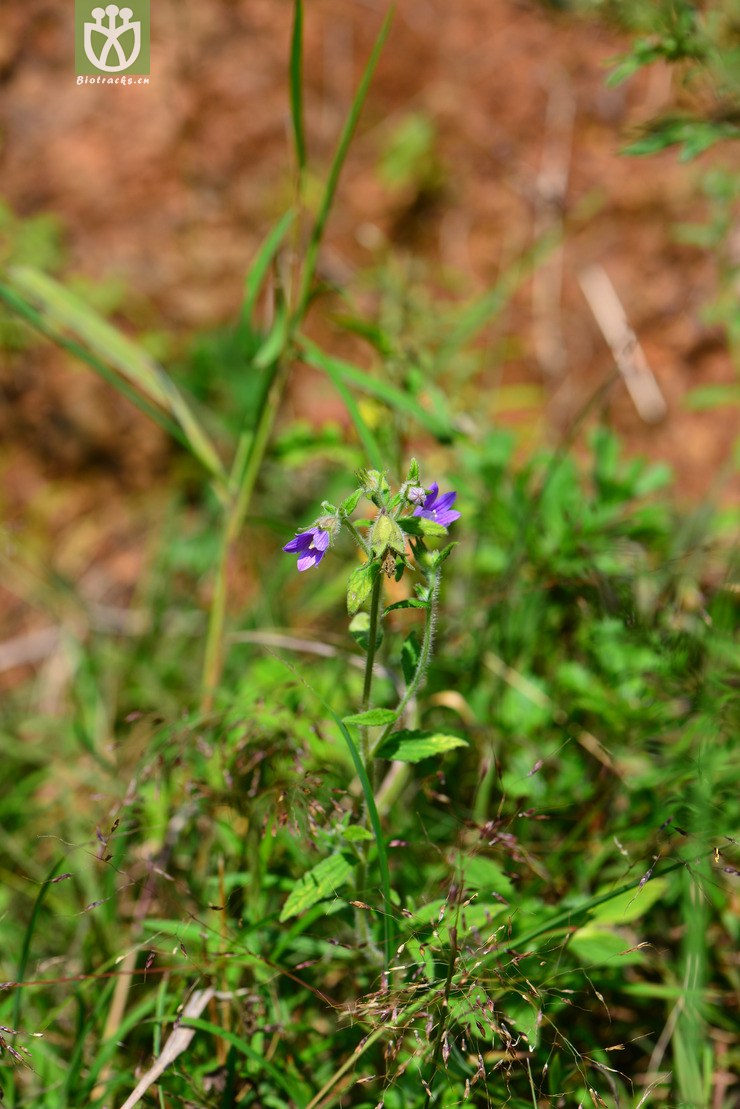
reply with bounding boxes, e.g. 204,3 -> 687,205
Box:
84,5 -> 141,72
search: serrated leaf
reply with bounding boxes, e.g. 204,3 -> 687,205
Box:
344,708 -> 398,726
375,729 -> 468,763
342,825 -> 375,843
347,560 -> 379,615
406,457 -> 420,484
279,853 -> 355,922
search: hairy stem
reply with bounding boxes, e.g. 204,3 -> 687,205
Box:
342,516 -> 371,558
374,563 -> 440,759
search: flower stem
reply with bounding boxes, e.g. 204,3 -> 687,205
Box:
374,563 -> 440,758
342,517 -> 371,558
360,571 -> 382,773
361,573 -> 382,713
355,571 -> 383,958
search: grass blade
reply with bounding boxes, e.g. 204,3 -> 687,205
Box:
299,336 -> 453,439
289,0 -> 306,175
295,6 -> 393,319
179,1017 -> 310,1106
318,355 -> 385,469
10,857 -> 65,1036
241,209 -> 296,328
5,266 -> 227,489
0,281 -> 184,446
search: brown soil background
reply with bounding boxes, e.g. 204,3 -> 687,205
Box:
0,0 -> 738,678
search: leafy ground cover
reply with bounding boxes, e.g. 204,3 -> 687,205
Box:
0,2 -> 738,1106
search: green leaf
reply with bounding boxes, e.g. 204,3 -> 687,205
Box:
589,877 -> 667,924
252,302 -> 289,368
279,852 -> 355,922
348,611 -> 383,652
461,856 -> 514,900
401,631 -> 421,687
430,541 -> 458,567
241,209 -> 296,327
570,924 -> 649,967
299,337 -> 453,439
342,825 -> 375,843
397,515 -> 448,539
343,708 -> 398,726
685,383 -> 740,411
374,729 -> 468,762
384,598 -> 429,614
347,560 -> 380,615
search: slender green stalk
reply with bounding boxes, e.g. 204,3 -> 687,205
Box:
361,575 -> 383,713
373,563 -> 440,758
292,9 -> 393,323
289,0 -> 306,175
200,361 -> 289,708
342,517 -> 372,558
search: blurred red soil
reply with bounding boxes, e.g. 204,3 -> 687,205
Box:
0,0 -> 737,680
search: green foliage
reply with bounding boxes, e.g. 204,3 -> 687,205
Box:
590,0 -> 740,159
0,1 -> 738,1107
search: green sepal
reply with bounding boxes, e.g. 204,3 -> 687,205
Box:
406,457 -> 420,484
371,514 -> 406,557
340,488 -> 364,515
347,560 -> 380,615
362,469 -> 390,497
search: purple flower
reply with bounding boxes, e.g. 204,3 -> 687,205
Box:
283,526 -> 330,572
413,482 -> 461,529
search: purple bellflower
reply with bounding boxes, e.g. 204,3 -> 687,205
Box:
413,482 -> 461,529
283,526 -> 330,572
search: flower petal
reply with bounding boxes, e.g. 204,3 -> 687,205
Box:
424,482 -> 439,508
283,532 -> 313,553
433,491 -> 457,512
